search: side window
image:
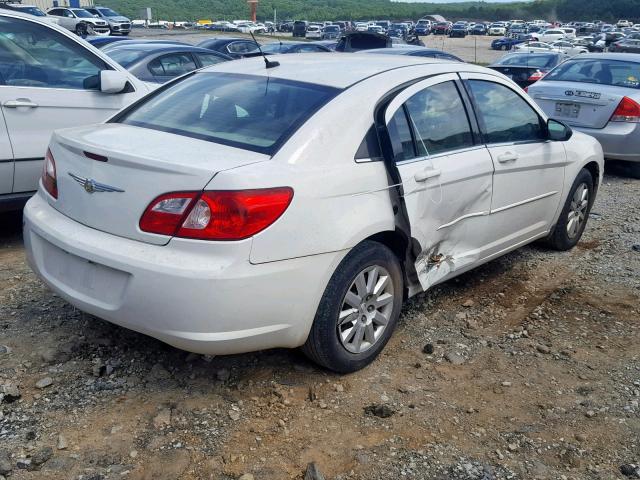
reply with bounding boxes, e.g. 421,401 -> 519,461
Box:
0,16 -> 108,90
467,80 -> 545,144
227,42 -> 255,54
404,81 -> 474,156
48,9 -> 61,16
63,10 -> 74,18
389,107 -> 415,162
196,53 -> 226,67
148,53 -> 197,77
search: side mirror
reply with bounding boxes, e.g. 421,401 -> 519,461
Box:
547,118 -> 573,141
100,70 -> 128,94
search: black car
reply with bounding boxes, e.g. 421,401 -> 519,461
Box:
488,52 -> 568,89
364,46 -> 463,62
388,23 -> 408,38
449,23 -> 467,38
292,20 -> 308,38
196,37 -> 260,59
335,32 -> 392,52
104,43 -> 231,83
471,23 -> 487,35
244,41 -> 332,56
85,35 -> 131,49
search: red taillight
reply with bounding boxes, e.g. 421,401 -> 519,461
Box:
42,148 -> 58,199
523,86 -> 529,93
140,188 -> 293,240
527,70 -> 547,82
610,96 -> 640,123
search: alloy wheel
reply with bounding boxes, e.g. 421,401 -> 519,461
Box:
567,182 -> 589,239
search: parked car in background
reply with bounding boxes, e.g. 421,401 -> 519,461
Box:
47,7 -> 110,35
471,23 -> 487,35
335,31 -> 392,52
292,20 -> 308,37
489,23 -> 507,36
323,24 -> 341,40
85,6 -> 130,35
551,40 -> 588,56
491,36 -> 527,50
533,29 -> 567,43
617,19 -> 632,28
364,46 -> 462,61
245,41 -> 332,55
414,19 -> 431,35
513,41 -> 562,54
205,21 -> 240,32
0,2 -> 46,17
305,24 -> 322,39
388,23 -> 408,38
0,10 -> 150,211
449,23 -> 467,38
608,38 -> 640,53
559,27 -> 577,39
103,43 -> 231,83
528,53 -> 640,176
488,52 -> 568,89
196,37 -> 259,59
432,21 -> 451,35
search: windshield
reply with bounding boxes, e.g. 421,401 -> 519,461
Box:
497,54 -> 557,68
105,48 -> 148,68
97,7 -> 120,17
72,9 -> 93,18
117,73 -> 340,155
543,58 -> 640,89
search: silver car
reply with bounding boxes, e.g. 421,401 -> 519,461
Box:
528,53 -> 640,174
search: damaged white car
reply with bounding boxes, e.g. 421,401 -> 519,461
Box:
23,55 -> 604,372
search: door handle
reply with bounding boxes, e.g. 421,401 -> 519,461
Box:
497,152 -> 518,163
3,99 -> 39,108
414,168 -> 441,183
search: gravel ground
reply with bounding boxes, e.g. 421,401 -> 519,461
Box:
128,29 -> 506,64
0,162 -> 638,480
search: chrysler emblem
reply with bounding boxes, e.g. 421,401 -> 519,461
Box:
68,173 -> 124,194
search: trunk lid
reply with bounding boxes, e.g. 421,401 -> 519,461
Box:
528,80 -> 625,129
48,124 -> 269,245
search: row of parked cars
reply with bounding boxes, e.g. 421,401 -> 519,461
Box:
1,10 -> 637,373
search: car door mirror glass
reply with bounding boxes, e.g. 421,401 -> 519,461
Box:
547,118 -> 572,141
100,70 -> 128,94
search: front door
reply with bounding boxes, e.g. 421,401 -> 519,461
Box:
0,15 -> 141,193
0,108 -> 13,195
383,74 -> 495,290
460,73 -> 567,249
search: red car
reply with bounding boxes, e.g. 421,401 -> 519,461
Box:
432,21 -> 452,35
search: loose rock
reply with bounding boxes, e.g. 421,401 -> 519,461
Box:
364,404 -> 395,418
304,462 -> 326,480
444,351 -> 466,365
35,377 -> 53,389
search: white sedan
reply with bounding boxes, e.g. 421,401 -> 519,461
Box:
24,54 -> 604,373
551,40 -> 588,56
513,41 -> 563,53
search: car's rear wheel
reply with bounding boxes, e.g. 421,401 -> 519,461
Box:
302,241 -> 403,373
545,168 -> 594,251
75,23 -> 87,36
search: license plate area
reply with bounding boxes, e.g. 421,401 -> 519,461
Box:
555,102 -> 581,118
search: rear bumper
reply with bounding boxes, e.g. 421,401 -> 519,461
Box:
24,192 -> 347,355
572,122 -> 640,163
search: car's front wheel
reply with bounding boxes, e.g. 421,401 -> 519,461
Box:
302,241 -> 404,373
546,168 -> 594,251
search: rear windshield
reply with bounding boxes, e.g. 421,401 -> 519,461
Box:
117,73 -> 340,155
543,58 -> 640,89
496,54 -> 557,69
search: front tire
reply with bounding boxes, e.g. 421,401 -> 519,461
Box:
545,168 -> 594,251
302,241 -> 404,373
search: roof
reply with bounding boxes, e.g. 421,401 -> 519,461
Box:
199,52 -> 462,89
575,53 -> 640,62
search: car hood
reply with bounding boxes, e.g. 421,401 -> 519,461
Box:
106,16 -> 130,22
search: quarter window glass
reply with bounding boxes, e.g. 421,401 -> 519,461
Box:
404,81 -> 474,156
148,53 -> 196,77
389,108 -> 415,161
197,53 -> 226,67
0,16 -> 107,89
468,80 -> 545,144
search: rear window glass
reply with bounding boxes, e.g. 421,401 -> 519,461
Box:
117,73 -> 340,155
543,58 -> 640,89
496,54 -> 557,69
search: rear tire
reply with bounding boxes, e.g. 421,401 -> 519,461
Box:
545,168 -> 594,251
75,23 -> 87,36
302,241 -> 404,373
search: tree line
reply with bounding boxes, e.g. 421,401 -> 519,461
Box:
100,0 -> 640,24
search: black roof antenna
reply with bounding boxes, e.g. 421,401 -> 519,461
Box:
250,30 -> 279,69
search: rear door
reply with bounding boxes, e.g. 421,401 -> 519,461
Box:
0,15 -> 143,194
0,107 -> 13,195
382,74 -> 495,290
461,73 -> 566,249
